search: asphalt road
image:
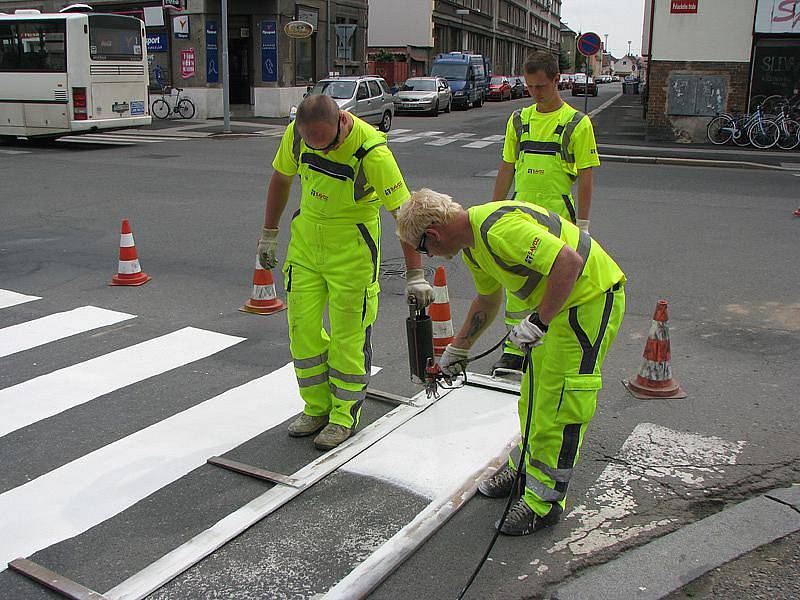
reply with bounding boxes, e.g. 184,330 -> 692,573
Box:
1,82 -> 798,599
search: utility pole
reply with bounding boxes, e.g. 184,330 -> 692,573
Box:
604,33 -> 608,74
221,0 -> 231,133
628,40 -> 632,57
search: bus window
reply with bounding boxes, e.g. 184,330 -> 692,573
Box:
0,21 -> 66,72
88,14 -> 142,61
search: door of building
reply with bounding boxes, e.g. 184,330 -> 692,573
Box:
229,38 -> 250,104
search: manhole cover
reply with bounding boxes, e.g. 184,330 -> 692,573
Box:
379,258 -> 435,281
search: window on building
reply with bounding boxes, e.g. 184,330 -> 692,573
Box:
295,6 -> 318,83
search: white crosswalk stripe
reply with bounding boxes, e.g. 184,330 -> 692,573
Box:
57,133 -> 192,146
0,149 -> 31,155
0,326 -> 244,439
0,306 -> 135,358
0,289 -> 40,310
386,129 -> 504,149
461,139 -> 498,148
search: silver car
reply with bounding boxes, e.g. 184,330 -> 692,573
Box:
394,77 -> 452,116
291,76 -> 395,132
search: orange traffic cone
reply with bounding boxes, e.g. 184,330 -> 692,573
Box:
623,300 -> 687,399
110,219 -> 151,286
430,266 -> 454,356
240,255 -> 286,315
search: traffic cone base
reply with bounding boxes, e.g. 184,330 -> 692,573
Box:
110,219 -> 150,286
623,377 -> 686,399
111,271 -> 151,286
430,266 -> 454,356
240,256 -> 286,316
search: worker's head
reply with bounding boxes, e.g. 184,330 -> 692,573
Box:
523,51 -> 560,106
296,94 -> 346,154
396,189 -> 466,259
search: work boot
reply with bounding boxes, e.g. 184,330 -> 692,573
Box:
313,423 -> 352,450
477,465 -> 517,498
287,414 -> 328,437
492,352 -> 524,377
496,499 -> 559,536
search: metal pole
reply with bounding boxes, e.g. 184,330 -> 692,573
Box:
584,54 -> 589,115
221,0 -> 231,133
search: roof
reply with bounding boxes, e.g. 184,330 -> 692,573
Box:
560,23 -> 576,34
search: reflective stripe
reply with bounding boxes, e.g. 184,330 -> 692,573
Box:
576,230 -> 591,277
509,445 -> 523,469
568,285 -> 615,374
353,166 -> 374,201
356,224 -> 379,283
294,352 -> 328,369
300,153 -> 355,181
526,476 -> 565,502
512,109 -> 523,159
560,110 -> 584,164
330,382 -> 367,402
354,140 -> 386,160
463,247 -> 479,267
529,459 -> 573,483
521,140 -> 561,155
292,127 -> 302,164
329,368 -> 369,385
505,309 -> 531,321
562,194 -> 577,224
297,370 -> 329,388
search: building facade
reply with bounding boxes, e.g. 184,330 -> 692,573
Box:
0,0 -> 368,117
367,0 -> 562,81
559,22 -> 576,73
642,0 -> 799,142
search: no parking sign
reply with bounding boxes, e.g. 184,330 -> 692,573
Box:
577,32 -> 602,57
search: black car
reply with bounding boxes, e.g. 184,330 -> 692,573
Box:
509,76 -> 526,99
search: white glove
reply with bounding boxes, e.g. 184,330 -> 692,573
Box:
438,344 -> 470,380
508,315 -> 547,352
405,268 -> 434,307
577,219 -> 590,234
257,227 -> 279,270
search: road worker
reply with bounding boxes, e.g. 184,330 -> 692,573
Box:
397,189 -> 625,535
259,94 -> 433,450
491,51 -> 601,376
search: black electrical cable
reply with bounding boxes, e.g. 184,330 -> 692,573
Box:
456,344 -> 534,600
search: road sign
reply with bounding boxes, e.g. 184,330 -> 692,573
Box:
577,31 -> 602,57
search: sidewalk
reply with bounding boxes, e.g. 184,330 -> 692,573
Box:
592,93 -> 800,170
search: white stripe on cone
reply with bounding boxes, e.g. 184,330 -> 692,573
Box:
119,233 -> 135,248
117,259 -> 142,275
252,284 -> 277,301
433,320 -> 454,338
433,285 -> 449,304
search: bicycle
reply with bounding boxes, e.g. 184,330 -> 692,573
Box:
151,86 -> 195,120
774,106 -> 800,150
706,104 -> 778,148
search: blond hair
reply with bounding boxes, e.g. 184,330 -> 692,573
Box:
396,188 -> 463,245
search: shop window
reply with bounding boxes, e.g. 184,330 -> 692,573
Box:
750,41 -> 800,109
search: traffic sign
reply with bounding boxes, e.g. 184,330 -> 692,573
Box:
577,31 -> 602,57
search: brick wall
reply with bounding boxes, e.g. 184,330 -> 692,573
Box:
646,60 -> 751,142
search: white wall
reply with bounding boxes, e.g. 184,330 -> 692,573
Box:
367,0 -> 434,48
651,0 -> 756,62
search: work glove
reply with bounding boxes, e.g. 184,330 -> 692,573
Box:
257,227 -> 279,270
508,313 -> 548,352
405,268 -> 434,307
577,219 -> 590,234
438,344 -> 470,381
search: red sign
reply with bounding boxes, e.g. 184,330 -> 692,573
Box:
671,0 -> 698,13
180,48 -> 196,79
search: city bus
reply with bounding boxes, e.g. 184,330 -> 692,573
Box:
0,10 -> 151,140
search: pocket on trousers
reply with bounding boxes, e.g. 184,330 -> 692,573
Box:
283,263 -> 293,292
556,374 -> 602,424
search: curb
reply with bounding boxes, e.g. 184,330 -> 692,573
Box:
550,485 -> 800,600
589,92 -> 624,118
600,153 -> 798,171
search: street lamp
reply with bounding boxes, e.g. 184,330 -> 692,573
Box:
456,8 -> 469,51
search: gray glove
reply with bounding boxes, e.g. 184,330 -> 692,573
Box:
438,344 -> 470,380
257,227 -> 279,270
508,314 -> 547,352
577,219 -> 590,234
405,268 -> 434,307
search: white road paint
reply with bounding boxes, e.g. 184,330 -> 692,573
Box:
342,384 -> 519,498
57,137 -> 136,146
0,149 -> 31,155
0,363 -> 305,572
0,306 -> 135,358
387,128 -> 413,136
480,134 -> 506,142
0,289 -> 41,310
0,327 -> 244,438
461,140 -> 498,149
424,132 -> 477,146
588,91 -> 623,118
548,422 -> 746,557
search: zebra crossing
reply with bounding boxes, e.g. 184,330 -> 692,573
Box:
388,128 -> 506,150
0,132 -> 195,154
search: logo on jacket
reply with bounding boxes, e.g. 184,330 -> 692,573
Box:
524,237 -> 541,264
310,189 -> 329,201
527,168 -> 545,175
384,181 -> 404,196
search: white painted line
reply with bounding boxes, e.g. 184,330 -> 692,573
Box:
462,140 -> 496,148
74,135 -> 167,144
0,149 -> 31,155
387,128 -> 412,135
589,91 -> 623,118
0,327 -> 244,439
0,289 -> 41,310
424,137 -> 460,146
58,138 -> 136,146
416,131 -> 445,137
480,134 -> 506,142
0,306 -> 136,358
0,363 -> 303,573
84,135 -> 190,143
779,162 -> 800,170
389,136 -> 423,143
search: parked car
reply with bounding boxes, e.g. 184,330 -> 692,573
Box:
509,76 -> 526,99
558,74 -> 573,90
430,52 -> 490,109
393,77 -> 452,116
572,74 -> 598,97
289,75 -> 395,132
488,76 -> 512,101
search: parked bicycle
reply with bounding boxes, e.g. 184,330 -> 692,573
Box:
774,106 -> 800,151
706,104 -> 779,149
151,86 -> 196,120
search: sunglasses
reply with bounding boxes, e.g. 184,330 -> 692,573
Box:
415,231 -> 429,254
305,117 -> 341,152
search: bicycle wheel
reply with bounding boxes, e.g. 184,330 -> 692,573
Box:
732,117 -> 751,146
177,98 -> 195,119
707,115 -> 734,145
152,98 -> 170,119
777,119 -> 800,150
761,95 -> 785,116
748,119 -> 779,149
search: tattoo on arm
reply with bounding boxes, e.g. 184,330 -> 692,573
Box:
466,311 -> 487,341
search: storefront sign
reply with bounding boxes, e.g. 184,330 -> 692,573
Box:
180,48 -> 196,79
670,1 -> 699,13
261,21 -> 278,82
173,15 -> 189,39
146,33 -> 168,52
284,21 -> 314,39
206,21 -> 218,83
163,0 -> 183,9
755,0 -> 800,33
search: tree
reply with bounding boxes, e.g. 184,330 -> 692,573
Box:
574,51 -> 587,73
559,48 -> 571,72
